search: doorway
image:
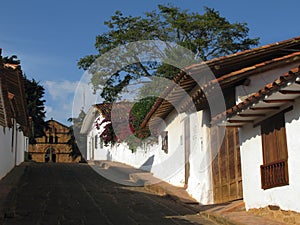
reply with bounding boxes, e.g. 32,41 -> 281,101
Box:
184,117 -> 190,188
45,147 -> 56,163
211,127 -> 242,203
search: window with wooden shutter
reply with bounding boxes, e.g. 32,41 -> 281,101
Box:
260,112 -> 289,189
49,135 -> 53,144
95,135 -> 98,149
161,131 -> 168,153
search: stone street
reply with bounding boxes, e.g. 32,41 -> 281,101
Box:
0,163 -> 219,225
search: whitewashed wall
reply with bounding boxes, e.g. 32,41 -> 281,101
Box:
0,121 -> 26,179
236,63 -> 300,102
236,63 -> 300,212
87,109 -> 213,204
87,112 -> 186,186
187,110 -> 213,204
239,98 -> 300,213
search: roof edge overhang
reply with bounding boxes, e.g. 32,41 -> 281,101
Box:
142,56 -> 300,129
212,66 -> 300,127
80,106 -> 99,134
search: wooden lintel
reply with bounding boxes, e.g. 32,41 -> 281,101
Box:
263,99 -> 294,103
253,105 -> 294,128
279,90 -> 300,95
250,106 -> 280,110
225,125 -> 243,128
238,113 -> 265,117
217,124 -> 243,128
227,119 -> 253,123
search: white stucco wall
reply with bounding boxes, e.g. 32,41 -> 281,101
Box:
240,98 -> 300,212
152,110 -> 185,186
186,110 -> 213,204
86,109 -> 213,204
88,112 -> 186,187
236,63 -> 300,102
0,121 -> 26,180
86,113 -> 110,161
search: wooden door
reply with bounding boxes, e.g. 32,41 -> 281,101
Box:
261,112 -> 288,164
260,112 -> 289,189
211,127 -> 243,203
184,117 -> 190,188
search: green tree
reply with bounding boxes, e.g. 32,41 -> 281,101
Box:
23,77 -> 47,143
2,55 -> 20,64
3,55 -> 47,143
78,4 -> 259,150
78,4 -> 259,102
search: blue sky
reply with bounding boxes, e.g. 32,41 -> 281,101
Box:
0,0 -> 299,124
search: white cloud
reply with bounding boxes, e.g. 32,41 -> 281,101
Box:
45,80 -> 79,100
44,105 -> 53,114
44,78 -> 102,123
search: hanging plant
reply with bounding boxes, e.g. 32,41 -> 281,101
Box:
96,98 -> 159,152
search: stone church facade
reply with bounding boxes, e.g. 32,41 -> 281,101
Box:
29,119 -> 81,163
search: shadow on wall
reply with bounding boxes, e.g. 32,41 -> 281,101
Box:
239,99 -> 300,146
139,155 -> 154,171
106,150 -> 112,161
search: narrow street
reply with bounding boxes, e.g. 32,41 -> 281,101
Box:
0,163 -> 219,225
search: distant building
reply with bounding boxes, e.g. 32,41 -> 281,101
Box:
29,119 -> 81,163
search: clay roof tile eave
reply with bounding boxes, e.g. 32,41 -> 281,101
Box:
141,36 -> 300,128
211,66 -> 300,125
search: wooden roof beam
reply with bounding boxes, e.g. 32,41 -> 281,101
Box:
238,113 -> 266,117
263,99 -> 295,103
227,119 -> 254,123
279,90 -> 300,95
250,106 -> 280,110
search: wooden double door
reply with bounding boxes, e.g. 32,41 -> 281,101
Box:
211,127 -> 243,203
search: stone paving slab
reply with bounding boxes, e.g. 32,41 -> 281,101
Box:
95,160 -> 198,204
0,161 -> 291,225
94,160 -> 292,225
0,162 -> 221,225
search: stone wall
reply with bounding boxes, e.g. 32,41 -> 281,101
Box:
28,119 -> 81,163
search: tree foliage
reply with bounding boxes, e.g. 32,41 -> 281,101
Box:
78,4 -> 259,150
96,99 -> 156,152
23,77 -> 47,142
78,4 -> 259,102
2,55 -> 20,64
3,55 -> 47,143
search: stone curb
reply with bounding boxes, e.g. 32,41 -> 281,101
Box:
92,160 -> 198,205
144,182 -> 198,204
200,204 -> 288,225
201,211 -> 245,225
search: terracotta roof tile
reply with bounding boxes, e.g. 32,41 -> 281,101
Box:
203,52 -> 300,89
142,36 -> 300,128
186,36 -> 300,71
94,101 -> 132,119
211,65 -> 300,124
0,74 -> 10,127
0,55 -> 28,130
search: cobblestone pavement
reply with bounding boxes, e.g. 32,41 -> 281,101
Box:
0,163 -> 219,225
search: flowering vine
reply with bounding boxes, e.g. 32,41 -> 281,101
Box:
95,98 -> 158,152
